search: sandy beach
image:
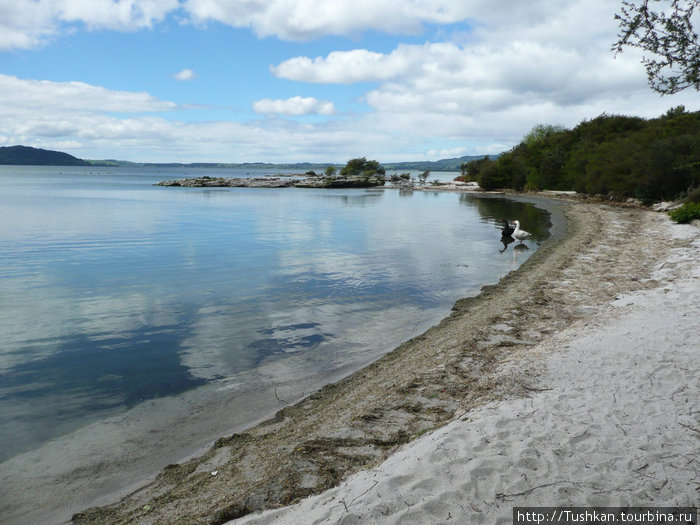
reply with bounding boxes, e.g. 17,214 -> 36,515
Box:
64,198 -> 699,525
234,204 -> 700,525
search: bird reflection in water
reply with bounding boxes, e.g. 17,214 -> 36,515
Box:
499,235 -> 515,252
512,242 -> 529,263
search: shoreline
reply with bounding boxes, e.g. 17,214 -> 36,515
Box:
70,198 -> 700,524
234,205 -> 700,524
0,191 -> 555,525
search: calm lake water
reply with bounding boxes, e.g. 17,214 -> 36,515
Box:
0,165 -> 552,522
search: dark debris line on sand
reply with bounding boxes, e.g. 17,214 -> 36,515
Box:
73,202 -> 674,525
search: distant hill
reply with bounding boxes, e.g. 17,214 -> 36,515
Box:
0,145 -> 488,171
87,155 -> 489,172
0,146 -> 89,166
384,155 -> 487,172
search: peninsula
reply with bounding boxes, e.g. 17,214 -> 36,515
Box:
155,157 -> 391,188
155,174 -> 387,189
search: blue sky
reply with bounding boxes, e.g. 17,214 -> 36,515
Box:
0,0 -> 697,163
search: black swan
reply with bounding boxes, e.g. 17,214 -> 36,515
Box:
501,219 -> 514,237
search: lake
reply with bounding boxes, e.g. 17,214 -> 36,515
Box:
0,165 -> 553,523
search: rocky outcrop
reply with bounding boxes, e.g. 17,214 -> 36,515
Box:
294,176 -> 386,188
652,201 -> 683,212
155,175 -> 386,189
155,176 -> 298,188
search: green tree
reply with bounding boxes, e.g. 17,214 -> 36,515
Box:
613,0 -> 700,94
417,170 -> 431,184
461,156 -> 491,181
477,155 -> 514,190
523,124 -> 567,145
480,109 -> 700,201
340,157 -> 386,177
325,165 -> 337,177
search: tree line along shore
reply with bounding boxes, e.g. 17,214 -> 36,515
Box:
458,107 -> 699,205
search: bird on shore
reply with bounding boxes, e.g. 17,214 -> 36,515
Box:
501,219 -> 514,237
511,220 -> 532,244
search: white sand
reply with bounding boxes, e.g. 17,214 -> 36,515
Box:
234,218 -> 699,525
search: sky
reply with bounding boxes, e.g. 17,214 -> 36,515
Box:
0,0 -> 698,164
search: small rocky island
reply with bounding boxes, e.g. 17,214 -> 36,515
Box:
156,157 -> 389,189
155,174 -> 386,189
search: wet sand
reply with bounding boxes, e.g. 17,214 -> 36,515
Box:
66,199 -> 699,524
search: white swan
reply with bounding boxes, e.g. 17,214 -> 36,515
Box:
512,220 -> 531,244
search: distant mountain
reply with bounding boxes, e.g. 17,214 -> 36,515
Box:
384,155 -> 487,172
0,145 -> 90,166
0,145 -> 489,171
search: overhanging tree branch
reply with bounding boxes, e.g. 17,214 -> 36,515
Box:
613,0 -> 700,94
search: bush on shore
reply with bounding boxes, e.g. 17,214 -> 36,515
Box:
668,202 -> 700,223
476,107 -> 700,203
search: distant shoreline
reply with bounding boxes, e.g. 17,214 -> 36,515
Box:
0,145 -> 485,172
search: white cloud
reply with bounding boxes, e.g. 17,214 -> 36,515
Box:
426,147 -> 469,158
253,96 -> 336,116
0,0 -> 179,50
57,0 -> 179,31
183,0 -> 476,40
174,69 -> 197,81
0,74 -> 351,160
264,0 -> 699,154
0,74 -> 176,114
272,48 -> 411,84
0,1 -> 58,50
0,0 -> 477,51
0,0 -> 698,163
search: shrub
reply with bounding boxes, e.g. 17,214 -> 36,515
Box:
341,157 -> 385,177
668,202 -> 700,223
525,167 -> 545,191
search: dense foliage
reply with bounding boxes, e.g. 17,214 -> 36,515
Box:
340,157 -> 386,178
472,108 -> 700,203
669,201 -> 700,222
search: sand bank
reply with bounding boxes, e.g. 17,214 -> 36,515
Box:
72,201 -> 698,524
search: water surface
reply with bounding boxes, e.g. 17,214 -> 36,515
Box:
0,166 -> 551,520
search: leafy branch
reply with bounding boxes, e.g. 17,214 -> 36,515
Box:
613,0 -> 700,94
